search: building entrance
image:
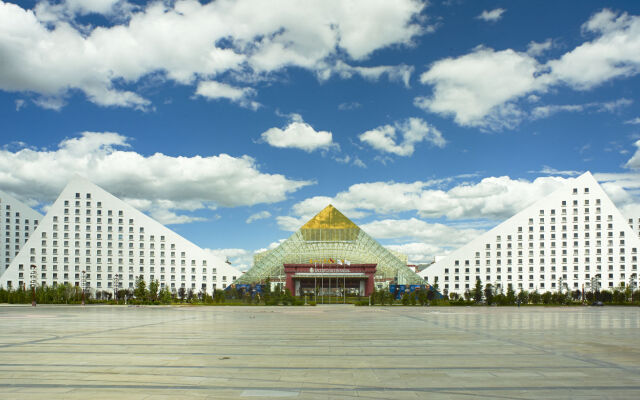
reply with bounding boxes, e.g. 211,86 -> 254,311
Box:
283,263 -> 376,299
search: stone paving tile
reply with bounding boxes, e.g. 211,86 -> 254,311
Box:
0,305 -> 639,398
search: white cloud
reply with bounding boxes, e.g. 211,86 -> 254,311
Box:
624,140 -> 640,169
526,39 -> 553,56
386,242 -> 445,264
281,171 -> 640,261
14,99 -> 25,111
35,0 -> 132,20
416,47 -> 545,130
195,81 -> 260,110
319,61 -> 414,87
338,102 -> 362,111
359,117 -> 445,156
548,9 -> 640,90
530,104 -> 585,119
476,8 -> 506,22
246,211 -> 271,224
626,117 -> 640,125
535,166 -> 582,176
0,0 -> 425,109
353,157 -> 367,168
361,218 -> 481,245
531,98 -> 632,119
0,131 -> 312,222
204,248 -> 253,272
416,9 -> 640,131
261,115 -> 336,152
289,176 -> 571,223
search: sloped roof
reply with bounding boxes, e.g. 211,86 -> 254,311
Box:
238,205 -> 423,285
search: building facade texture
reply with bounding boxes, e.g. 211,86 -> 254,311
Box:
0,177 -> 240,294
419,172 -> 640,295
0,190 -> 42,275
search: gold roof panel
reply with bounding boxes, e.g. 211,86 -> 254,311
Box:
301,204 -> 359,230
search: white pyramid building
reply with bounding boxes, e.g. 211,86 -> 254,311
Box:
419,172 -> 640,295
0,176 -> 240,293
0,190 -> 43,275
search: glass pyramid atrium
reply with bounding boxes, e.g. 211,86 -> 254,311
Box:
237,205 -> 423,285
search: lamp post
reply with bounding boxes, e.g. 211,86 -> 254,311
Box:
81,270 -> 86,306
30,264 -> 37,307
113,274 -> 119,304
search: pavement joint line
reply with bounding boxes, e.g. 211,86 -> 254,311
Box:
0,364 -> 624,371
0,383 -> 640,392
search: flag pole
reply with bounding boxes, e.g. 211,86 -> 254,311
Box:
321,262 -> 324,305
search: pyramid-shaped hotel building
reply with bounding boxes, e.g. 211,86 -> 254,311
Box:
419,172 -> 640,295
0,177 -> 240,293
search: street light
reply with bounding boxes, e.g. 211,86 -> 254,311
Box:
113,274 -> 119,304
81,270 -> 86,306
30,264 -> 37,307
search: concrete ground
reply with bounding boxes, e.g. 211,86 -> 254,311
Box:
0,305 -> 638,399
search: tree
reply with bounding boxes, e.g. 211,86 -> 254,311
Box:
484,283 -> 494,305
473,278 -> 483,303
159,287 -> 173,304
506,284 -> 515,304
529,290 -> 541,304
517,290 -> 528,305
134,275 -> 147,300
542,291 -> 552,304
178,287 -> 186,302
148,279 -> 159,302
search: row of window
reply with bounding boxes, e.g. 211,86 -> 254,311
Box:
13,280 -> 229,291
21,272 -> 232,282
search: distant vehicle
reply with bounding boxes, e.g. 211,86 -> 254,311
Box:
591,301 -> 604,306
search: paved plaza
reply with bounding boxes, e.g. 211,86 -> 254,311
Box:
0,305 -> 638,399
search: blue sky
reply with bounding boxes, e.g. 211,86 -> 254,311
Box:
2,0 -> 640,270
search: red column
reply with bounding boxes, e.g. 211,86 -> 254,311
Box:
284,265 -> 294,294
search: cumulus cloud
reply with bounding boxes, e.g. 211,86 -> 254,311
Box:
476,8 -> 506,22
288,176 -> 570,223
624,140 -> 640,170
35,0 -> 132,20
0,0 -> 425,109
0,131 -> 311,223
359,117 -> 445,156
526,39 -> 554,56
416,9 -> 640,131
415,47 -> 545,130
246,211 -> 271,224
204,248 -> 257,271
548,9 -> 640,90
279,170 -> 640,261
361,218 -> 483,262
385,242 -> 445,264
195,81 -> 259,110
261,115 -> 336,152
